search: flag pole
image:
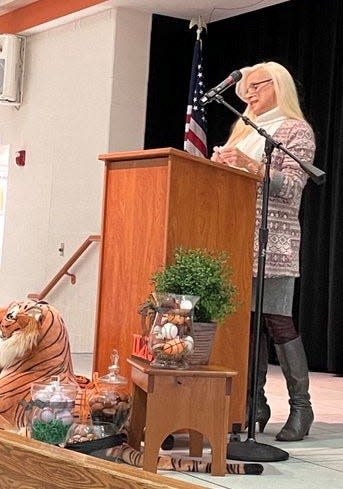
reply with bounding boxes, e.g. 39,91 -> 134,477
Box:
184,16 -> 208,158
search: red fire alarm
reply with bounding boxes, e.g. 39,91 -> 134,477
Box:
15,150 -> 26,166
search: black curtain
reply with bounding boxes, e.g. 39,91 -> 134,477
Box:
145,0 -> 343,373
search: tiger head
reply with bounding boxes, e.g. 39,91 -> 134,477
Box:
0,300 -> 46,369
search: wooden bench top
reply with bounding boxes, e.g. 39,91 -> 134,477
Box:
0,430 -> 206,489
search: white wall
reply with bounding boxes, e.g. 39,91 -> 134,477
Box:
0,7 -> 152,359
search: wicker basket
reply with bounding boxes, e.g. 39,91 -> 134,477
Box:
189,322 -> 217,365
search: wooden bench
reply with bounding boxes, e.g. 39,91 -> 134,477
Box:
0,430 -> 206,489
128,358 -> 237,475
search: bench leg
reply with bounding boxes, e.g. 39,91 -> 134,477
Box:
128,385 -> 146,451
189,429 -> 203,457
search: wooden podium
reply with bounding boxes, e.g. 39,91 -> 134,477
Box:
94,147 -> 258,430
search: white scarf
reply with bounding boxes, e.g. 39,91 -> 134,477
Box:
236,107 -> 287,161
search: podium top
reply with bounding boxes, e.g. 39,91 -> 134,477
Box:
98,147 -> 261,181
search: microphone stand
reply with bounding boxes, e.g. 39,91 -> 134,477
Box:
210,93 -> 325,462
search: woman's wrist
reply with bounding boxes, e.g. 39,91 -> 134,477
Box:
247,160 -> 264,176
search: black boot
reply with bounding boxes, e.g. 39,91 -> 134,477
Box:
255,332 -> 271,433
246,329 -> 271,433
275,337 -> 314,441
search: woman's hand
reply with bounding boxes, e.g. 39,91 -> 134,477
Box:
212,145 -> 264,176
219,147 -> 251,169
210,146 -> 225,163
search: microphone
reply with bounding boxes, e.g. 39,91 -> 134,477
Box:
199,70 -> 242,106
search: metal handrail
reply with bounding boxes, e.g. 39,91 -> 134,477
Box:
27,234 -> 101,300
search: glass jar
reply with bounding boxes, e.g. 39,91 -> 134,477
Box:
88,350 -> 131,434
29,376 -> 78,446
148,293 -> 199,368
64,420 -> 126,456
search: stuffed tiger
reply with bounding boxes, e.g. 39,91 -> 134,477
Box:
106,443 -> 264,475
0,299 -> 79,430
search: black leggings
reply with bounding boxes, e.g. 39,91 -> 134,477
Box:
262,313 -> 299,345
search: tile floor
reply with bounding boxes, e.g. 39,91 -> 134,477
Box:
73,354 -> 343,489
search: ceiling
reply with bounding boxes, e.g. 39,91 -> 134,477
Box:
0,0 -> 290,24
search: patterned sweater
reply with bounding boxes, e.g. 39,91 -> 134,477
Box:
253,118 -> 316,278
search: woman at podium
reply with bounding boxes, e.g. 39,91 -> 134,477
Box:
211,61 -> 316,442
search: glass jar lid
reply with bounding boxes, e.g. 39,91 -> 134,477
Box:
98,349 -> 128,386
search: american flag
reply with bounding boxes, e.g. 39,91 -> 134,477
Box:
184,32 -> 207,158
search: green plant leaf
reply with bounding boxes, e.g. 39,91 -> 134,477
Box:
151,247 -> 237,323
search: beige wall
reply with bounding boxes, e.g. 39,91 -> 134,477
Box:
0,7 -> 152,359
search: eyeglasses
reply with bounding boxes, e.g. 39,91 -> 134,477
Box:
245,79 -> 273,95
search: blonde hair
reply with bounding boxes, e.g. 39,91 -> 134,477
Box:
228,61 -> 305,146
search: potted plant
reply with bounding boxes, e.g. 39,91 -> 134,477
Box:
152,247 -> 237,323
150,247 -> 237,365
